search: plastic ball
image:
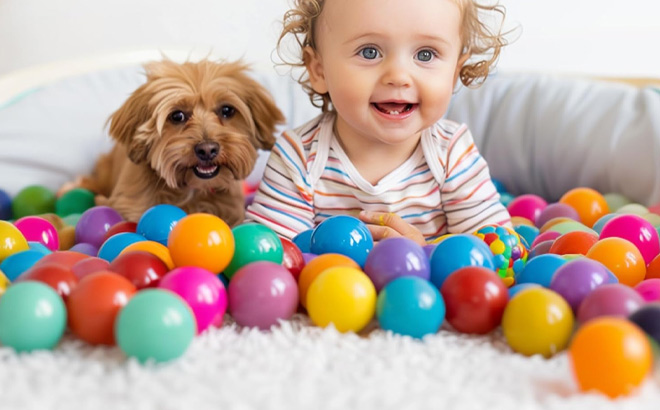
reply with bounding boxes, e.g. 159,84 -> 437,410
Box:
548,231 -> 598,256
506,194 -> 547,224
103,221 -> 138,242
0,269 -> 9,295
69,242 -> 99,256
548,221 -> 597,236
474,225 -> 527,285
61,213 -> 83,227
577,284 -> 644,324
310,215 -> 373,267
440,266 -> 508,334
16,262 -> 78,299
224,223 -> 283,280
71,257 -> 110,281
376,277 -> 445,339
55,188 -> 96,217
292,229 -> 313,253
228,261 -> 298,330
600,213 -> 660,265
67,271 -> 137,345
364,237 -> 430,291
167,213 -> 235,273
514,254 -> 565,288
13,216 -> 59,251
549,258 -> 610,312
502,287 -> 574,357
508,283 -> 541,299
559,187 -> 609,228
136,204 -> 187,246
535,203 -> 580,229
110,250 -> 170,289
280,236 -> 305,281
423,244 -> 437,259
569,317 -> 651,398
491,178 -> 507,194
586,237 -> 646,287
120,240 -> 175,270
429,234 -> 495,289
634,279 -> 660,302
514,224 -> 539,250
97,232 -> 146,262
629,304 -> 660,345
159,266 -> 228,333
528,241 -> 554,259
0,220 -> 29,263
499,192 -> 515,207
115,289 -> 196,363
0,188 -> 11,220
307,265 -> 376,333
34,250 -> 88,269
591,213 -> 616,235
75,206 -> 124,248
530,230 -> 561,248
603,193 -> 631,212
298,253 -> 360,308
645,254 -> 660,280
0,281 -> 67,352
0,249 -> 44,281
11,185 -> 56,219
616,203 -> 649,215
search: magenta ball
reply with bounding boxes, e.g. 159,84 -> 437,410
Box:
599,213 -> 660,265
577,283 -> 645,324
634,279 -> 660,302
549,258 -> 610,312
364,237 -> 430,291
535,203 -> 580,229
228,261 -> 298,330
158,266 -> 228,333
14,216 -> 59,251
507,194 -> 548,223
75,206 -> 124,248
530,230 -> 562,248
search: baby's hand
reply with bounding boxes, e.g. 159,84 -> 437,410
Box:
358,211 -> 426,247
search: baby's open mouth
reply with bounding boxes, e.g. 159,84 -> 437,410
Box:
193,163 -> 220,179
372,102 -> 415,115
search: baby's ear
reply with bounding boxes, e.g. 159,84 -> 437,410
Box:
244,80 -> 285,150
107,83 -> 153,163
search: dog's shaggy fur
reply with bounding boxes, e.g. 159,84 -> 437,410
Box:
77,60 -> 284,226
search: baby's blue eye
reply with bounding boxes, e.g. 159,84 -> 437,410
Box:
360,47 -> 379,60
416,50 -> 434,62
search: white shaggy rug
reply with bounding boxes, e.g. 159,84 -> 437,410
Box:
1,314 -> 659,410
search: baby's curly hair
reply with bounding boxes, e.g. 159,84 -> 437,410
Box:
277,0 -> 510,111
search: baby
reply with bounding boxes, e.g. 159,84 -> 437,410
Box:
246,0 -> 511,245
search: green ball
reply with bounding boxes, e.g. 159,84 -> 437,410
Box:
115,289 -> 196,363
61,213 -> 83,227
12,185 -> 56,219
223,223 -> 284,279
0,282 -> 67,352
55,188 -> 96,217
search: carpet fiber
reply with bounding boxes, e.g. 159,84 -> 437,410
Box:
1,314 -> 659,410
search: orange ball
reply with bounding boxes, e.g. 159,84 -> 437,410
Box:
548,231 -> 598,256
559,187 -> 609,228
586,238 -> 646,287
646,254 -> 660,280
167,213 -> 234,273
569,317 -> 652,398
121,240 -> 175,270
298,253 -> 360,308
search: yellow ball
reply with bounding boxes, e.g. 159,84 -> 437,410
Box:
0,221 -> 29,263
307,266 -> 376,333
0,269 -> 9,296
502,287 -> 574,357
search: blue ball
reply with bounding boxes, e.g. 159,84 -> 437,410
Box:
508,282 -> 541,299
514,253 -> 566,287
429,234 -> 495,288
491,178 -> 507,194
97,232 -> 147,262
376,277 -> 445,339
0,189 -> 11,220
592,213 -> 616,235
136,204 -> 187,246
514,225 -> 538,250
310,215 -> 373,267
28,241 -> 53,255
0,250 -> 45,281
292,229 -> 314,253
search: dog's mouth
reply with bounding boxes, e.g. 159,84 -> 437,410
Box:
192,163 -> 220,179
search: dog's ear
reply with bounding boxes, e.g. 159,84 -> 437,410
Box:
244,81 -> 285,150
107,83 -> 153,164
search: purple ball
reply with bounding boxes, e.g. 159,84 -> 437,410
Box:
549,258 -> 610,312
364,237 -> 430,291
577,283 -> 645,324
228,261 -> 298,330
74,206 -> 124,248
535,203 -> 580,228
69,242 -> 99,257
302,253 -> 317,264
423,244 -> 437,259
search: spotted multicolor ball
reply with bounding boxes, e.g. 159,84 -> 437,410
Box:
474,224 -> 528,286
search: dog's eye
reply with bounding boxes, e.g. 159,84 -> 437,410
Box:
168,110 -> 188,124
219,105 -> 236,119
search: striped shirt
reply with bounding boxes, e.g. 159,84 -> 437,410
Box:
245,112 -> 510,241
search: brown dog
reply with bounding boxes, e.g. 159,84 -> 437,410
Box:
76,59 -> 284,226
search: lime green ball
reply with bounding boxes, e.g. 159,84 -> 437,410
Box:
55,188 -> 96,217
115,289 -> 196,363
223,223 -> 284,279
0,282 -> 67,352
12,185 -> 56,219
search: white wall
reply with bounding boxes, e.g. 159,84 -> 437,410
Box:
0,0 -> 658,78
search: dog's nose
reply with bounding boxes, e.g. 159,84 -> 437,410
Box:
194,142 -> 220,161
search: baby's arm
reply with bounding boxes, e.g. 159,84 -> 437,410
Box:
245,135 -> 316,239
441,127 -> 511,233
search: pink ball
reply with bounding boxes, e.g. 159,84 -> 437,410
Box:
577,284 -> 645,324
530,230 -> 562,248
507,194 -> 548,224
634,279 -> 660,302
14,216 -> 60,251
158,266 -> 228,334
599,214 -> 660,265
228,261 -> 298,330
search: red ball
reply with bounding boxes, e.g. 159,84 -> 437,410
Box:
102,221 -> 138,242
440,266 -> 509,334
34,250 -> 89,269
67,271 -> 137,345
109,250 -> 170,289
548,231 -> 598,256
71,257 -> 111,281
280,237 -> 305,280
16,262 -> 79,299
